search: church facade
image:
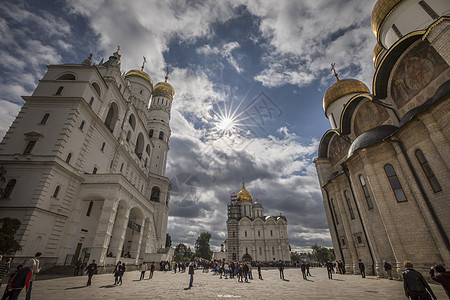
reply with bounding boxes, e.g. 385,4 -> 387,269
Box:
315,0 -> 450,278
225,184 -> 290,262
0,49 -> 174,267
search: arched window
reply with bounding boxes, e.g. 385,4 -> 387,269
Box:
146,144 -> 150,155
245,231 -> 247,237
384,164 -> 407,202
359,175 -> 373,209
126,131 -> 131,142
93,167 -> 97,174
159,131 -> 164,141
53,185 -> 61,198
1,179 -> 16,199
66,153 -> 72,163
415,149 -> 442,193
128,114 -> 136,130
331,198 -> 339,224
23,140 -> 36,155
55,86 -> 64,95
150,186 -> 160,202
86,201 -> 93,216
135,133 -> 144,159
149,129 -> 153,138
245,247 -> 248,254
270,230 -> 273,236
92,82 -> 101,96
89,97 -> 94,106
144,158 -> 147,168
57,74 -> 75,80
344,191 -> 355,220
104,103 -> 119,133
79,120 -> 85,130
40,113 -> 49,125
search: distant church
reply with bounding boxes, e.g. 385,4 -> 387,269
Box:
315,0 -> 450,278
225,183 -> 290,262
0,48 -> 174,267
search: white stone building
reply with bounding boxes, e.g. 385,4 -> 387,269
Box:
226,184 -> 290,262
0,49 -> 175,267
315,0 -> 450,278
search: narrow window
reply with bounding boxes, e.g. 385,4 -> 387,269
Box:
384,164 -> 407,202
357,236 -> 363,244
101,142 -> 105,152
331,198 -> 339,224
149,129 -> 153,138
144,158 -> 147,168
23,140 -> 36,155
342,238 -> 346,246
159,131 -> 164,141
259,247 -> 262,255
233,232 -> 235,238
344,191 -> 355,220
270,230 -> 273,236
40,113 -> 49,125
120,163 -> 124,172
53,185 -> 61,198
93,167 -> 97,174
55,86 -> 64,95
359,175 -> 374,209
418,1 -> 439,19
66,153 -> 72,163
245,231 -> 247,237
258,231 -> 260,237
86,201 -> 93,216
89,97 -> 94,106
246,247 -> 248,254
392,24 -> 402,38
272,247 -> 275,255
126,131 -> 131,142
79,121 -> 85,130
415,149 -> 442,193
1,179 -> 16,199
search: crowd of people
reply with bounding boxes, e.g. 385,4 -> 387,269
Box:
0,254 -> 449,299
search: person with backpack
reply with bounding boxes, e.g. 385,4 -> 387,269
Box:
384,260 -> 393,280
403,261 -> 436,300
6,266 -> 33,300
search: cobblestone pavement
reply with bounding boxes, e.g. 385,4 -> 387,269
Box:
4,267 -> 447,300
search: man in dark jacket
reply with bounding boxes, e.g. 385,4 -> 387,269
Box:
403,261 -> 436,300
6,266 -> 33,300
85,259 -> 97,286
187,262 -> 194,289
430,264 -> 450,299
278,260 -> 284,280
358,259 -> 365,278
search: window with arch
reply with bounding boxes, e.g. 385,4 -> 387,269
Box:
1,179 -> 16,199
415,149 -> 442,193
258,231 -> 260,237
66,153 -> 72,163
146,144 -> 150,155
344,191 -> 355,220
40,113 -> 49,125
86,201 -> 93,216
23,140 -> 37,155
135,133 -> 144,159
57,73 -> 75,80
92,82 -> 101,96
159,131 -> 164,141
104,103 -> 118,133
245,231 -> 247,237
245,247 -> 248,254
150,186 -> 160,202
384,164 -> 407,202
331,198 -> 339,224
144,158 -> 147,168
55,86 -> 64,95
89,97 -> 94,106
126,131 -> 131,142
149,129 -> 153,138
79,120 -> 85,130
53,185 -> 61,198
128,114 -> 136,130
270,230 -> 273,236
359,175 -> 374,209
93,167 -> 98,174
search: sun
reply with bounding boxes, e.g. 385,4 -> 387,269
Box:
218,117 -> 235,131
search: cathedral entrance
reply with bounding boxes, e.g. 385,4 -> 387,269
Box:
242,254 -> 252,262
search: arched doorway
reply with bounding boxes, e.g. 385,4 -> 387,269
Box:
242,254 -> 252,262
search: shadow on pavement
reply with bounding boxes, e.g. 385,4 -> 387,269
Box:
99,285 -> 117,288
65,286 -> 88,290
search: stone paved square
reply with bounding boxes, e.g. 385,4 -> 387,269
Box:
3,267 -> 447,299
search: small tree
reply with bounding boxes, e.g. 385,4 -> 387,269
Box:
0,217 -> 22,255
174,243 -> 193,262
310,243 -> 334,263
290,251 -> 300,262
194,232 -> 212,260
165,233 -> 172,248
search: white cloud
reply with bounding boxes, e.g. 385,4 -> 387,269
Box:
0,100 -> 21,140
197,42 -> 243,73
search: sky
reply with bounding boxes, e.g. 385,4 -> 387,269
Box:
0,0 -> 378,253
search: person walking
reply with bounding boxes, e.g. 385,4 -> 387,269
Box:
118,263 -> 126,285
187,262 -> 194,289
1,264 -> 23,300
258,263 -> 263,280
140,262 -> 147,280
430,264 -> 450,299
384,260 -> 393,280
25,252 -> 41,300
149,262 -> 155,279
358,259 -> 365,278
113,261 -> 121,285
306,262 -> 312,277
278,260 -> 285,280
326,261 -> 334,279
248,264 -> 253,280
85,259 -> 97,286
0,257 -> 11,289
80,258 -> 87,276
5,266 -> 33,300
73,258 -> 82,276
243,263 -> 249,283
403,261 -> 436,300
300,261 -> 307,280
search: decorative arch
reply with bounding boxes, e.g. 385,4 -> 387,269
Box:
135,132 -> 144,159
242,253 -> 252,261
104,102 -> 119,133
150,186 -> 160,202
57,73 -> 76,80
318,130 -> 339,159
92,82 -> 101,96
128,114 -> 136,130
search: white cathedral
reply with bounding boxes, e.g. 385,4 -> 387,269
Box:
225,184 -> 290,262
0,48 -> 174,267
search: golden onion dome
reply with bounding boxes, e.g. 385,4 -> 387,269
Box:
371,0 -> 403,40
373,42 -> 385,68
323,79 -> 370,112
237,183 -> 253,202
125,69 -> 153,86
153,75 -> 175,100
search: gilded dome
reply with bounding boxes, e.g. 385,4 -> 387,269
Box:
371,0 -> 403,40
153,76 -> 175,100
125,70 -> 153,86
323,79 -> 370,112
237,183 -> 252,202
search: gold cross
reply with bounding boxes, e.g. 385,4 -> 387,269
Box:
331,63 -> 339,81
141,56 -> 147,71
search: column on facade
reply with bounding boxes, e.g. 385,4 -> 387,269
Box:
363,155 -> 407,279
130,217 -> 146,264
90,198 -> 119,266
108,203 -> 131,263
420,114 -> 450,171
139,218 -> 151,259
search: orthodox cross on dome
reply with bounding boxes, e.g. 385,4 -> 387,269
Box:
141,56 -> 147,71
165,67 -> 169,82
116,45 -> 120,54
331,63 -> 339,81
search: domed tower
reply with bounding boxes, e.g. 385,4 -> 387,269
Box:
125,63 -> 154,122
323,66 -> 370,130
252,198 -> 264,218
237,183 -> 253,218
148,71 -> 174,176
